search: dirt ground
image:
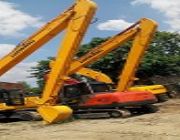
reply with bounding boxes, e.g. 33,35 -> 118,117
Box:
1,99 -> 180,140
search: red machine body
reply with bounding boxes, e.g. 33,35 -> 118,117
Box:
62,82 -> 157,112
80,91 -> 157,107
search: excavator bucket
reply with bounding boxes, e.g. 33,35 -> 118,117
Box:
37,105 -> 72,124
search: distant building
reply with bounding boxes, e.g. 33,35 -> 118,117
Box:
0,82 -> 24,91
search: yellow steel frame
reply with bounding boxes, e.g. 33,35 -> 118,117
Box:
49,18 -> 158,96
77,67 -> 113,83
68,18 -> 157,91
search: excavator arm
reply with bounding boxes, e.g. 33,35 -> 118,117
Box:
50,18 -> 157,92
49,60 -> 113,84
0,0 -> 97,124
0,6 -> 73,76
71,18 -> 157,92
71,18 -> 163,96
116,19 -> 157,91
77,67 -> 113,83
68,20 -> 140,74
40,0 -> 97,104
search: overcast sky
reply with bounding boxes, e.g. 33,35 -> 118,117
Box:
0,0 -> 179,86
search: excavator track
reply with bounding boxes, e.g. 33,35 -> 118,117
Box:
141,104 -> 159,113
0,110 -> 42,122
73,108 -> 132,119
15,111 -> 42,121
73,104 -> 158,119
127,104 -> 159,115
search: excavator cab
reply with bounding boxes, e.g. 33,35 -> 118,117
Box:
61,82 -> 92,105
90,82 -> 113,93
0,89 -> 24,106
60,81 -> 157,119
62,81 -> 113,101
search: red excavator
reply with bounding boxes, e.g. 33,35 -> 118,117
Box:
59,79 -> 158,118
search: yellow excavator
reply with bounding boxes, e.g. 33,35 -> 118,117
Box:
0,0 -> 97,124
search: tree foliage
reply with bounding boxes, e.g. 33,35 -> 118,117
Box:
18,81 -> 41,95
18,81 -> 32,92
29,57 -> 54,90
30,31 -> 180,88
139,31 -> 180,76
76,32 -> 180,80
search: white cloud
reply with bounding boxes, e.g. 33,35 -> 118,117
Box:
0,44 -> 15,58
97,19 -> 133,31
131,0 -> 180,32
0,1 -> 44,37
0,62 -> 37,86
0,44 -> 37,86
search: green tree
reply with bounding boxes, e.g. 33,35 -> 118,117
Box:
18,81 -> 41,95
76,32 -> 180,80
30,57 -> 54,90
139,31 -> 180,76
18,81 -> 32,92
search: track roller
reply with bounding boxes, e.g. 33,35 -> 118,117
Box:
110,109 -> 131,118
13,111 -> 42,121
156,94 -> 169,102
141,104 -> 159,113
